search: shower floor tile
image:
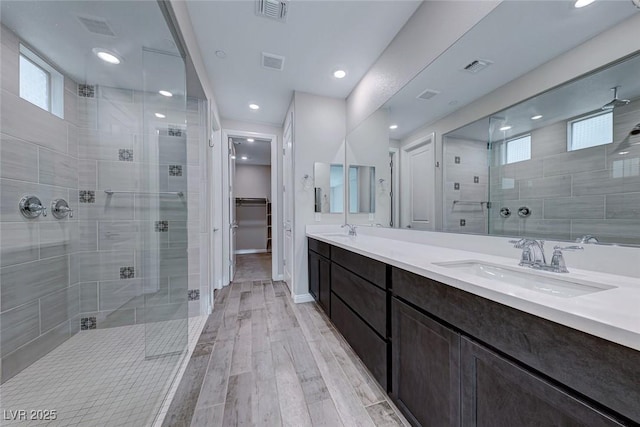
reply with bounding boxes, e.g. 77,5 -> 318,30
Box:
0,316 -> 207,427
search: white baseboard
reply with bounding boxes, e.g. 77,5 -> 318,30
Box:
293,293 -> 315,304
234,249 -> 268,255
273,274 -> 284,281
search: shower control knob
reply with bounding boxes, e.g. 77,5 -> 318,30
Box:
19,195 -> 47,218
51,199 -> 74,219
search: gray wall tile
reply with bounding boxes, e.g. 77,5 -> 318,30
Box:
1,256 -> 69,311
99,279 -> 144,311
572,169 -> 640,196
39,221 -> 74,259
519,175 -> 571,199
97,161 -> 140,192
98,221 -> 141,251
79,282 -> 98,312
519,219 -> 572,241
606,193 -> 640,219
159,134 -> 187,165
0,179 -> 69,222
40,286 -> 79,333
1,135 -> 38,182
543,145 -> 606,177
0,222 -> 38,267
75,191 -> 134,221
77,221 -> 98,252
73,250 -> 134,282
78,160 -> 98,188
1,321 -> 70,384
0,301 -> 40,356
571,220 -> 640,245
38,147 -> 78,188
531,121 -> 566,158
544,196 -> 605,220
77,128 -> 134,161
0,89 -> 68,152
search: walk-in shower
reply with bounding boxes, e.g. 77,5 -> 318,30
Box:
0,1 -> 206,424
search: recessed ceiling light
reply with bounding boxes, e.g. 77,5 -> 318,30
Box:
231,155 -> 236,159
93,48 -> 121,64
247,138 -> 255,142
389,124 -> 398,130
333,69 -> 347,79
574,0 -> 596,8
531,115 -> 543,120
159,90 -> 173,97
241,156 -> 248,160
249,103 -> 260,110
215,50 -> 227,59
499,125 -> 512,131
155,113 -> 166,118
618,151 -> 629,155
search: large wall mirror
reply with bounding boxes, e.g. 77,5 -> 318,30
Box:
344,0 -> 640,245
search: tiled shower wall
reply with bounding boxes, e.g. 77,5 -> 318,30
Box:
442,137 -> 489,234
489,99 -> 640,244
0,25 -> 80,382
1,24 -> 209,382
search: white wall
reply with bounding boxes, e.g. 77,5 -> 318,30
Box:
346,0 -> 501,132
400,12 -> 640,230
235,165 -> 271,199
291,92 -> 346,298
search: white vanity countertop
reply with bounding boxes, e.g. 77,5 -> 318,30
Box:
306,228 -> 640,352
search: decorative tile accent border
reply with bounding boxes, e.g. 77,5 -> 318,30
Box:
454,182 -> 460,190
79,190 -> 96,203
155,220 -> 169,232
455,156 -> 461,164
169,165 -> 183,177
187,289 -> 200,301
460,219 -> 466,226
120,266 -> 135,279
78,84 -> 95,98
474,176 -> 480,183
168,126 -> 183,137
118,149 -> 133,162
81,317 -> 97,330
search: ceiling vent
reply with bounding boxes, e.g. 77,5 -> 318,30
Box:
256,0 -> 289,22
416,89 -> 440,101
77,15 -> 116,37
262,52 -> 285,71
462,59 -> 493,74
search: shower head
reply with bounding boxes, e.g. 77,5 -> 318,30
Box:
601,87 -> 630,110
611,122 -> 640,154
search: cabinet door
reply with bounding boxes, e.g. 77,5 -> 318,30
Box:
318,256 -> 330,314
391,298 -> 460,427
308,251 -> 320,302
461,338 -> 625,427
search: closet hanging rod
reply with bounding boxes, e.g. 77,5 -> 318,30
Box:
104,189 -> 184,197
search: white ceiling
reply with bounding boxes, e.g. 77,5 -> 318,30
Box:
0,1 -> 184,96
384,0 -> 639,140
448,53 -> 640,143
186,0 -> 422,126
232,137 -> 272,165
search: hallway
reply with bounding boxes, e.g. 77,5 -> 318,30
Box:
163,254 -> 408,426
233,253 -> 272,283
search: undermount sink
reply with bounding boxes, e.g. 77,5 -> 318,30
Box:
434,260 -> 616,298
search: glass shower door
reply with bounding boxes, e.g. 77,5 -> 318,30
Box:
140,47 -> 188,361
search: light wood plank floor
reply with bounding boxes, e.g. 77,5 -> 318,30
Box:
186,279 -> 409,427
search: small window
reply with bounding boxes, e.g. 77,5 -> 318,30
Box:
498,134 -> 531,165
19,44 -> 64,118
568,111 -> 612,151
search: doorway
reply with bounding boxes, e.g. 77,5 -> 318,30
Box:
222,129 -> 280,285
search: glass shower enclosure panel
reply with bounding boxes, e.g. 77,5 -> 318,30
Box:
140,47 -> 188,360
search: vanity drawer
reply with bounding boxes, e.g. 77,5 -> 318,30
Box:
332,263 -> 387,337
331,245 -> 387,289
308,238 -> 331,258
331,293 -> 387,390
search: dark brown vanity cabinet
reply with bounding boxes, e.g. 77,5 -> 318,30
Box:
391,298 -> 460,427
308,238 -> 331,314
461,338 -> 625,427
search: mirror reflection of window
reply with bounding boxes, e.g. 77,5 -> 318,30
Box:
329,164 -> 344,213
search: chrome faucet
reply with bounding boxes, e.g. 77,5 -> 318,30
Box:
510,238 -> 583,273
341,223 -> 357,236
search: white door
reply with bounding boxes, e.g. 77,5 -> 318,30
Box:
228,137 -> 237,280
400,133 -> 435,230
283,112 -> 294,290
